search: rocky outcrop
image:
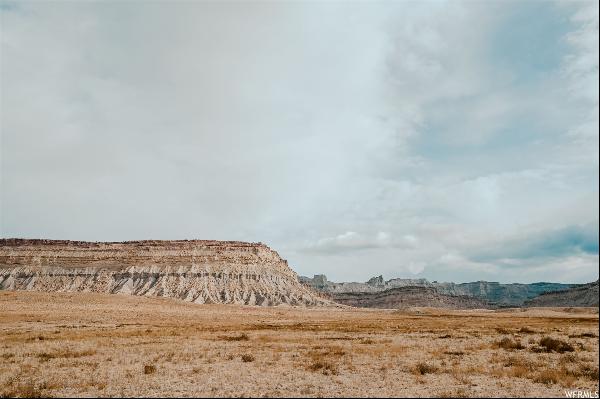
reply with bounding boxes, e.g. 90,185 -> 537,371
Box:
331,286 -> 494,309
0,239 -> 329,306
300,274 -> 575,307
524,280 -> 599,307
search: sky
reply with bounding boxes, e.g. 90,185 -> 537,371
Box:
0,0 -> 598,284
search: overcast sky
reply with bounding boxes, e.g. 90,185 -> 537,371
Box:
1,0 -> 598,284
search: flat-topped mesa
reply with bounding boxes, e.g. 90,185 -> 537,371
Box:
0,239 -> 328,307
0,239 -> 295,277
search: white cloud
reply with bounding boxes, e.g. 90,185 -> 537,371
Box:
301,231 -> 418,254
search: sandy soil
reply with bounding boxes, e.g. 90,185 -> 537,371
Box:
0,291 -> 598,397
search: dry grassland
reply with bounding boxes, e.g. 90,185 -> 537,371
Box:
0,291 -> 598,397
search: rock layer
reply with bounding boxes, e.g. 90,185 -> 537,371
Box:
0,239 -> 328,306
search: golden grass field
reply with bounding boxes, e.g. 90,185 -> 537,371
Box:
0,291 -> 598,398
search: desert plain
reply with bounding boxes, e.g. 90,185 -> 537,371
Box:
0,291 -> 598,398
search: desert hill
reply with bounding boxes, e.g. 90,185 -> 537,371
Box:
524,280 -> 599,307
328,286 -> 493,309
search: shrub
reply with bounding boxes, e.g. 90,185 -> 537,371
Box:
37,353 -> 53,363
539,337 -> 574,353
144,365 -> 156,374
241,354 -> 255,363
502,355 -> 532,369
413,362 -> 438,375
559,353 -> 578,364
577,364 -> 599,381
568,332 -> 597,339
220,333 -> 249,341
495,337 -> 525,351
444,350 -> 464,356
308,360 -> 339,375
518,326 -> 536,334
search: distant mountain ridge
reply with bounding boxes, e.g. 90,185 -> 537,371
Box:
299,274 -> 578,307
329,286 -> 494,309
524,280 -> 599,307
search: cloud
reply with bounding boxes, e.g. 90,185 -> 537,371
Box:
425,250 -> 598,285
301,231 -> 418,254
1,1 -> 598,284
469,223 -> 599,263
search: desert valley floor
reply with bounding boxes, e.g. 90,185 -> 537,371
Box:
0,291 -> 598,398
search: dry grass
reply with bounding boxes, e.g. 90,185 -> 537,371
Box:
494,337 -> 525,351
488,351 -> 599,388
438,388 -> 469,398
0,379 -> 46,398
578,364 -> 599,381
0,291 -> 598,397
304,345 -> 345,375
36,348 -> 96,361
533,369 -> 570,386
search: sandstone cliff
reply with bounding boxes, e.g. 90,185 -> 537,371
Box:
0,239 -> 328,306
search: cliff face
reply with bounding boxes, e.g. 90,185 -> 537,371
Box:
0,239 -> 328,306
300,274 -> 575,307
